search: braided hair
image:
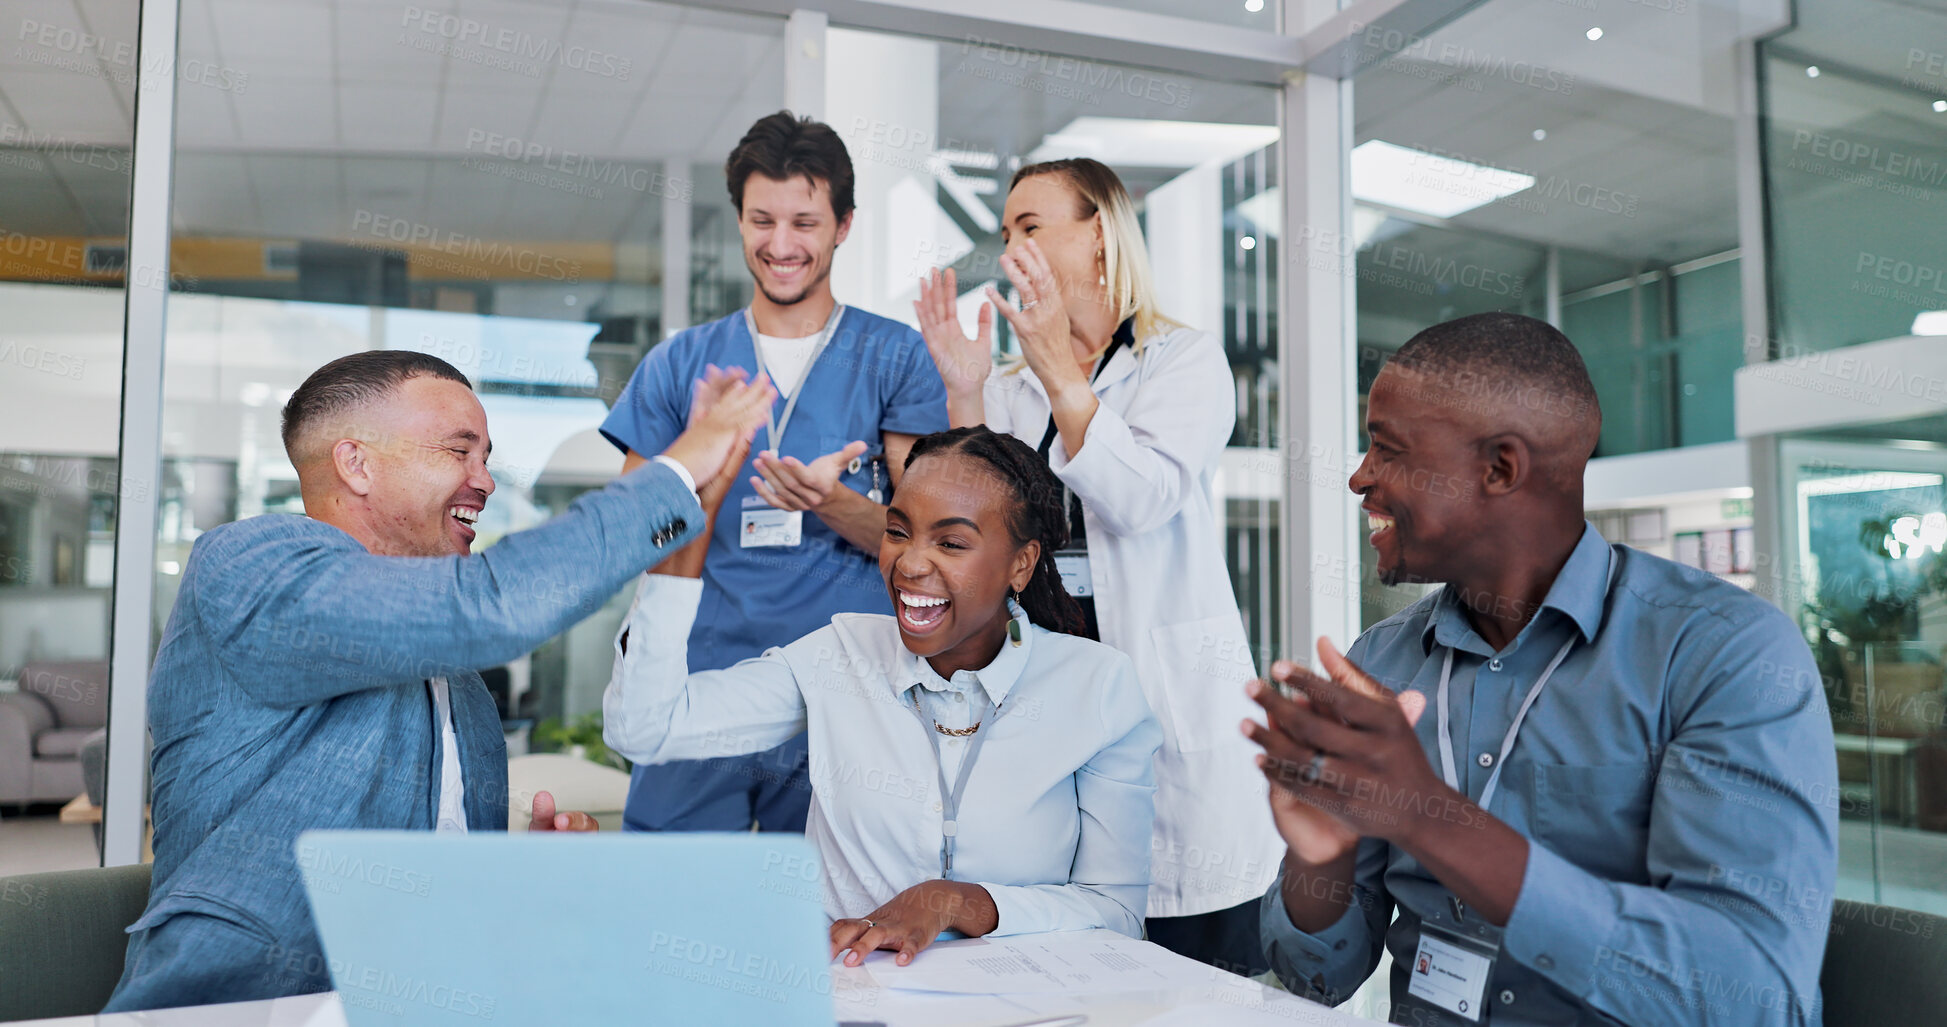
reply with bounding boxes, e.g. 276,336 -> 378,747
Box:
903,426 -> 1093,639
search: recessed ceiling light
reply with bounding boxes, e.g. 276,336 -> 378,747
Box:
1245,0 -> 1265,11
1349,140 -> 1536,219
1532,129 -> 1548,141
1915,311 -> 1947,335
1934,100 -> 1947,113
1030,117 -> 1280,168
1239,236 -> 1257,251
1586,27 -> 1603,41
1806,66 -> 1821,78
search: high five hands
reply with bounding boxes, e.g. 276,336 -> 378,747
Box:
660,364 -> 775,493
1241,638 -> 1437,863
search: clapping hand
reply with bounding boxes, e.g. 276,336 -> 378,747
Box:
986,239 -> 1084,397
1242,638 -> 1431,863
751,441 -> 870,514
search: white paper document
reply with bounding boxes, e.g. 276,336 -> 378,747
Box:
847,929 -> 1227,996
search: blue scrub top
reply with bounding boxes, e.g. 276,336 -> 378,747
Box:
600,306 -> 949,670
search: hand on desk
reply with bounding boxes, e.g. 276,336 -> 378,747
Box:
830,880 -> 998,968
1242,637 -> 1431,862
526,790 -> 598,832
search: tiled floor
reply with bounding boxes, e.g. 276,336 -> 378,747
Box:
0,811 -> 98,876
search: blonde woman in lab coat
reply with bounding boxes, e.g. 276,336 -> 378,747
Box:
915,157 -> 1284,975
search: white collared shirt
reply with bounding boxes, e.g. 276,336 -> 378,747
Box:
603,573 -> 1161,937
427,677 -> 467,833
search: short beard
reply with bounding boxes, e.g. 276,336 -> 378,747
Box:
747,253 -> 832,310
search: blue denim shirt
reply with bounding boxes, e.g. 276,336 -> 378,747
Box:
1262,524 -> 1838,1025
122,464 -> 700,982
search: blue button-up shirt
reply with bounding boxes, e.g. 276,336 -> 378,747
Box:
1262,524 -> 1837,1025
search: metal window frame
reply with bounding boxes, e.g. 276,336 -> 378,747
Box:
104,0 -> 182,866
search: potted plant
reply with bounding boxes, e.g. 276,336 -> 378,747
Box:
530,712 -> 631,772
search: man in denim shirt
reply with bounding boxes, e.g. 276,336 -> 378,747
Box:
105,352 -> 773,1012
1244,313 -> 1836,1025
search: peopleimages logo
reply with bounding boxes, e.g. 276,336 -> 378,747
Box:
348,209 -> 581,284
1353,22 -> 1575,94
398,6 -> 631,81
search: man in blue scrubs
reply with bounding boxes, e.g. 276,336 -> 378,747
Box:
601,111 -> 948,832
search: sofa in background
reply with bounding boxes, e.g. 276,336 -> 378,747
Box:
0,661 -> 110,806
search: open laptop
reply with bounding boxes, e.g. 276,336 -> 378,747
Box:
298,830 -> 842,1026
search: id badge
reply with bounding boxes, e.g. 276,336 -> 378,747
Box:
1399,897 -> 1501,1024
1054,548 -> 1092,597
740,496 -> 803,548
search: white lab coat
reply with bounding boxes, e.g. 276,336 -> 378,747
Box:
983,324 -> 1284,919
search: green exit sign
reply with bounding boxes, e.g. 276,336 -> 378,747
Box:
1722,497 -> 1753,520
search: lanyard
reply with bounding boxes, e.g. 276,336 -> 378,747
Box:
1037,322 -> 1130,546
1435,637 -> 1575,813
743,303 -> 845,454
906,687 -> 1010,880
1434,550 -> 1617,812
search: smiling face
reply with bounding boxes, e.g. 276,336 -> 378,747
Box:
1349,367 -> 1487,586
340,375 -> 496,557
738,173 -> 852,313
880,451 -> 1039,670
1000,173 -> 1103,310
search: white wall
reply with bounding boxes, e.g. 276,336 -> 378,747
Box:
826,29 -> 963,327
1146,159 -> 1224,335
0,283 -> 128,457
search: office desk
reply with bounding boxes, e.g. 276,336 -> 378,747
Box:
17,959 -> 1378,1026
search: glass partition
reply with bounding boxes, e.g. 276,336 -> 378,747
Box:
1761,0 -> 1947,355
1780,433 -> 1947,916
824,26 -> 1286,666
0,0 -> 138,872
1349,0 -> 1751,627
157,0 -> 788,780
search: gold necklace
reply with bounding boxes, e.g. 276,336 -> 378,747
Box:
912,691 -> 981,736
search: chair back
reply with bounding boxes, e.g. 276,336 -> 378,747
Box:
0,863 -> 151,1022
1821,898 -> 1947,1025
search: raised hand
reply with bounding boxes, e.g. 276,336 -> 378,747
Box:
684,363 -> 744,429
985,239 -> 1083,399
1242,638 -> 1430,864
914,268 -> 994,405
661,369 -> 775,492
751,440 -> 870,514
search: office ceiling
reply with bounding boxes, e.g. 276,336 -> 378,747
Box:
0,0 -> 1801,276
